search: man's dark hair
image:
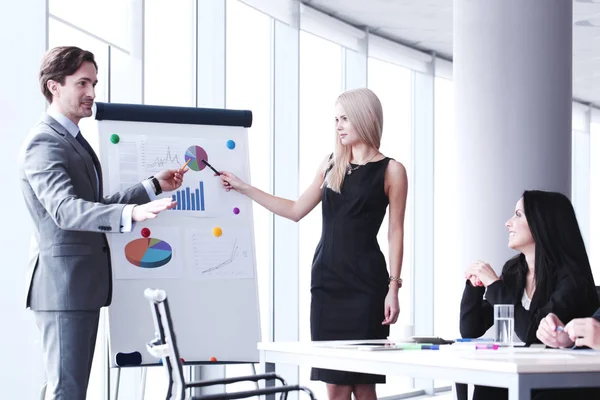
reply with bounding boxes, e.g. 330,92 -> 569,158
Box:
39,46 -> 97,103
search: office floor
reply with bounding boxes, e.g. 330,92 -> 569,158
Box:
412,389 -> 455,400
379,390 -> 455,400
425,393 -> 454,399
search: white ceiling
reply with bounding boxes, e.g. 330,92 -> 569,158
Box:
303,0 -> 600,107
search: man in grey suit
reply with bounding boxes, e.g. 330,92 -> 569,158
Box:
18,46 -> 186,399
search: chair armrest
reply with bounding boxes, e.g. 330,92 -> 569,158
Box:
186,372 -> 286,388
191,385 -> 316,400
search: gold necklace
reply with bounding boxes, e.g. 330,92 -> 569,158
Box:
347,152 -> 380,175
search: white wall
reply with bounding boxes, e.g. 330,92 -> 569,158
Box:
0,1 -> 47,398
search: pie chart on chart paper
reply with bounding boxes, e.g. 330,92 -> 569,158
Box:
184,145 -> 209,172
125,238 -> 173,268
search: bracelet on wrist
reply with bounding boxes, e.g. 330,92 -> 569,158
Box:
389,275 -> 402,288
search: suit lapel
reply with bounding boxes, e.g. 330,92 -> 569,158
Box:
42,114 -> 100,200
96,156 -> 104,201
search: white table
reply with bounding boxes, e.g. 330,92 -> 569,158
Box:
258,340 -> 600,400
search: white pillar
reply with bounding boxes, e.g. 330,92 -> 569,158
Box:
451,0 -> 572,330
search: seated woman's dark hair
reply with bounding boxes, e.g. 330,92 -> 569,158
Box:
504,190 -> 596,305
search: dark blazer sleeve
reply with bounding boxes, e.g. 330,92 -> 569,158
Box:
459,282 -> 494,338
593,307 -> 600,322
485,270 -> 598,344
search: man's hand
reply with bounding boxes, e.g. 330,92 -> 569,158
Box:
564,318 -> 600,349
154,168 -> 188,192
132,198 -> 177,222
536,313 -> 574,348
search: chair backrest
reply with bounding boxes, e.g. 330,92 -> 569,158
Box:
145,288 -> 187,400
144,289 -> 318,400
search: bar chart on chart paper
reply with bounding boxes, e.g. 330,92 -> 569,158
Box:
171,181 -> 206,211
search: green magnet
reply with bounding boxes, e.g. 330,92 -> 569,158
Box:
110,134 -> 120,144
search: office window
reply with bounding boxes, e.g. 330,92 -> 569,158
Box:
144,0 -> 195,106
225,0 -> 273,372
298,30 -> 343,399
48,19 -> 109,104
367,57 -> 413,328
433,77 -> 458,339
367,57 -> 413,396
110,48 -> 140,104
49,0 -> 130,50
572,128 -> 590,249
590,118 -> 600,281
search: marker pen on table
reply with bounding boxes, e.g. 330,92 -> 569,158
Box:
475,344 -> 499,350
398,344 -> 440,350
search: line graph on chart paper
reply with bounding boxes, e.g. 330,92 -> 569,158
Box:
201,239 -> 240,274
189,231 -> 253,279
141,142 -> 183,174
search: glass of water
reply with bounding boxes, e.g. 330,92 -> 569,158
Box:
494,304 -> 514,347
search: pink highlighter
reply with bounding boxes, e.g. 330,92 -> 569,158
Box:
476,344 -> 499,350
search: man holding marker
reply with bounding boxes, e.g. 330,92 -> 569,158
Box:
18,46 -> 187,400
538,310 -> 600,349
534,312 -> 600,398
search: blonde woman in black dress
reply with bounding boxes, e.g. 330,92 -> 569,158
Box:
219,88 -> 408,400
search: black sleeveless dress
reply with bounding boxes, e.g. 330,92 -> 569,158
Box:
310,157 -> 392,385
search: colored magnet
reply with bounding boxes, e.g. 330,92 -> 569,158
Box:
233,207 -> 240,215
110,134 -> 120,144
213,227 -> 223,237
141,228 -> 151,238
226,140 -> 236,149
210,356 -> 217,362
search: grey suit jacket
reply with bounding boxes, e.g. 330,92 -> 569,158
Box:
18,114 -> 150,311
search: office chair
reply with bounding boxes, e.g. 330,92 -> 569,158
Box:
144,288 -> 316,400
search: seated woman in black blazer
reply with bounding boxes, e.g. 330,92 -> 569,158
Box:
456,190 -> 599,400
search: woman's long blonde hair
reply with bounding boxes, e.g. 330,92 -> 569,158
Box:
325,88 -> 383,193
